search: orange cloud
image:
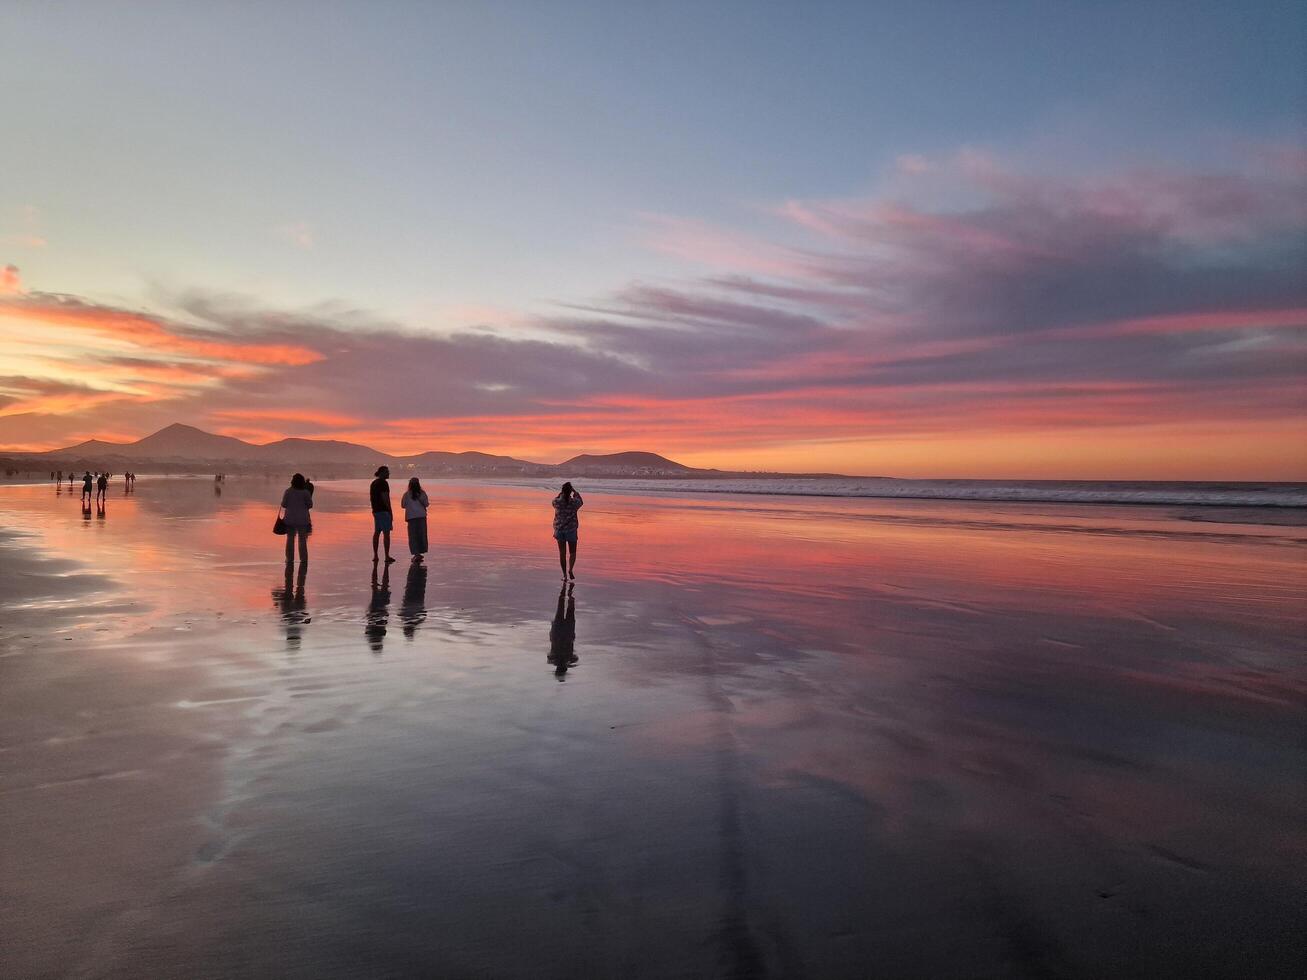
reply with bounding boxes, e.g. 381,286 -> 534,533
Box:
0,296 -> 322,366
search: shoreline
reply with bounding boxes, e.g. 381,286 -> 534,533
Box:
4,472 -> 1306,508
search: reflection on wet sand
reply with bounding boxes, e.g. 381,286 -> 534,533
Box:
365,564 -> 391,652
399,562 -> 427,640
548,583 -> 577,679
271,561 -> 309,648
0,478 -> 1303,979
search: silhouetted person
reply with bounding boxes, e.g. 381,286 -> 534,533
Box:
272,562 -> 310,649
548,583 -> 577,679
401,476 -> 429,564
552,482 -> 583,580
95,472 -> 108,503
365,564 -> 391,653
81,471 -> 93,503
370,465 -> 394,564
280,472 -> 313,564
400,561 -> 428,639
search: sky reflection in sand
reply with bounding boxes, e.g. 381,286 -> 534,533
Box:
0,479 -> 1303,978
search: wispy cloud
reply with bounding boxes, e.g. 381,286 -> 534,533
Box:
3,149 -> 1304,476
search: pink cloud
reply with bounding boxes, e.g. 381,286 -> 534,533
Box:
639,213 -> 809,277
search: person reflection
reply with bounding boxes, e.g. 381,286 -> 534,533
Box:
272,562 -> 310,649
547,583 -> 577,680
399,562 -> 427,640
365,564 -> 391,653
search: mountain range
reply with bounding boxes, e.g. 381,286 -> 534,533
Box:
14,423 -> 713,478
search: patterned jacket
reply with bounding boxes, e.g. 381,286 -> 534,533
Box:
552,492 -> 584,534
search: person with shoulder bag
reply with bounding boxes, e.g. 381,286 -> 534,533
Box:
279,472 -> 314,564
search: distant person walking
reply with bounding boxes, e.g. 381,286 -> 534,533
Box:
81,471 -> 93,503
552,482 -> 583,580
370,466 -> 395,564
96,472 -> 108,503
280,472 -> 314,564
401,477 -> 430,564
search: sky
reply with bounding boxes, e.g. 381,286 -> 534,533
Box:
1,0 -> 1304,478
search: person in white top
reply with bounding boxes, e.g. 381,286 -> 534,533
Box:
400,477 -> 430,564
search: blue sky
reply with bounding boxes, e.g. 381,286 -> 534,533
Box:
4,1 -> 1300,317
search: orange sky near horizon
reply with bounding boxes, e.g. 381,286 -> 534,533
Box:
4,411 -> 1304,482
3,281 -> 1305,480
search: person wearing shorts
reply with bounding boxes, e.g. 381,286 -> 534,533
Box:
370,466 -> 395,564
368,465 -> 392,559
551,482 -> 584,580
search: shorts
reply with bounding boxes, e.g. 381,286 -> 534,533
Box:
373,511 -> 393,533
554,529 -> 577,545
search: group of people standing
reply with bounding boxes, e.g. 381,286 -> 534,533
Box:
367,466 -> 431,566
275,468 -> 584,579
56,470 -> 135,504
80,471 -> 106,504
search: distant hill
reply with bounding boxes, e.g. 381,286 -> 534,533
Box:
65,423 -> 264,461
558,451 -> 696,475
58,438 -> 141,457
11,422 -> 842,479
253,437 -> 381,465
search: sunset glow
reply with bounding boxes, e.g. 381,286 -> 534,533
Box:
2,3 -> 1304,478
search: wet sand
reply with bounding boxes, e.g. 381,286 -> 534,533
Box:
1,478 -> 1304,979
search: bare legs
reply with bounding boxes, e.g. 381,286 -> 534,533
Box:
286,528 -> 309,563
372,529 -> 393,563
556,538 -> 577,579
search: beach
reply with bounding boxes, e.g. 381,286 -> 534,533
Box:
1,477 -> 1303,979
